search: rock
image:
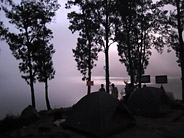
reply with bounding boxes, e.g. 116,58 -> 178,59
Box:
21,105 -> 40,125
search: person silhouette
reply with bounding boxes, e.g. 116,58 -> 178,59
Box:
124,83 -> 133,103
99,84 -> 105,92
111,83 -> 118,99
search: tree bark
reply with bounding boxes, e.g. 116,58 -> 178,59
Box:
30,78 -> 36,108
128,40 -> 134,86
105,47 -> 110,93
176,0 -> 184,101
138,37 -> 143,89
83,9 -> 92,95
105,0 -> 110,93
45,79 -> 51,110
126,18 -> 135,87
28,49 -> 36,109
87,40 -> 92,95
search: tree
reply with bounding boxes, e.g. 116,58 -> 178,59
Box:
66,0 -> 101,94
115,0 -> 139,87
34,36 -> 55,110
116,0 -> 167,88
134,0 -> 154,88
33,0 -> 59,110
2,0 -> 59,108
67,0 -> 117,93
90,0 -> 117,93
158,0 -> 184,101
115,0 -> 152,88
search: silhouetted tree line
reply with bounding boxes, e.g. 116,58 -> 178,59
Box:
66,0 -> 184,101
158,0 -> 184,101
0,0 -> 184,109
1,0 -> 60,110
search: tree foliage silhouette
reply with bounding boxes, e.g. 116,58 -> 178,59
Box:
158,0 -> 184,101
3,0 -> 59,108
80,0 -> 116,93
96,0 -> 117,93
34,35 -> 55,110
116,0 -> 140,88
116,0 -> 168,88
66,0 -> 101,94
33,0 -> 59,110
0,0 -> 12,41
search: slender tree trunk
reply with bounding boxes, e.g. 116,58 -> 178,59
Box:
126,21 -> 135,87
28,50 -> 36,108
138,41 -> 143,89
128,41 -> 134,86
45,79 -> 51,110
181,64 -> 184,102
138,6 -> 144,89
176,0 -> 184,101
105,47 -> 110,93
105,0 -> 110,93
87,41 -> 92,95
26,28 -> 36,108
139,38 -> 146,88
81,6 -> 93,95
87,69 -> 91,95
83,8 -> 92,95
181,65 -> 184,101
30,78 -> 36,108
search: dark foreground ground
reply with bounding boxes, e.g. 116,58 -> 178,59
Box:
0,102 -> 184,138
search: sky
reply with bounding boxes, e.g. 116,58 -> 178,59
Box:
0,0 -> 182,118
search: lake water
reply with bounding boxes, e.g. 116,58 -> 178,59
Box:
91,76 -> 182,99
0,76 -> 182,120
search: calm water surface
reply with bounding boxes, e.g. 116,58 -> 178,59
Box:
0,76 -> 182,120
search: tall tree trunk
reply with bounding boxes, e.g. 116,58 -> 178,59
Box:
126,21 -> 135,87
176,0 -> 184,101
181,64 -> 184,101
180,43 -> 184,101
45,79 -> 51,110
105,47 -> 110,93
87,69 -> 91,95
138,6 -> 144,89
138,40 -> 143,89
82,7 -> 92,95
87,41 -> 92,95
128,40 -> 134,86
105,0 -> 110,93
26,28 -> 36,108
30,78 -> 36,108
28,50 -> 36,108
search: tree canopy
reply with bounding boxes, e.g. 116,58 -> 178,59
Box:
115,0 -> 170,88
3,0 -> 60,108
157,0 -> 184,100
66,0 -> 101,94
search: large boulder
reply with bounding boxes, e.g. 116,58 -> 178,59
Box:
21,105 -> 40,125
